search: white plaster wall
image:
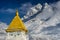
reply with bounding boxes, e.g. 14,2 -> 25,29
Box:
6,32 -> 29,40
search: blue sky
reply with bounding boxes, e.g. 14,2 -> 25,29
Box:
0,0 -> 59,24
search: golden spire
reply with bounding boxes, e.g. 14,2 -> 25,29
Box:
6,10 -> 28,33
16,10 -> 19,16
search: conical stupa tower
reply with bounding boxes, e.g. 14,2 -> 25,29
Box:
6,10 -> 28,40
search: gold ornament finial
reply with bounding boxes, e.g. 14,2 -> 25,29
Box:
16,10 -> 19,16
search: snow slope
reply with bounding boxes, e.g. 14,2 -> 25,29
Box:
25,1 -> 60,40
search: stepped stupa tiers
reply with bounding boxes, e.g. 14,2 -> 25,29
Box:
6,10 -> 28,40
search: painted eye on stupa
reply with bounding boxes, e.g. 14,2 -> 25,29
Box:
10,34 -> 13,36
17,33 -> 20,35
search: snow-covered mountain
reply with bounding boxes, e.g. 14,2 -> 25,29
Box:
0,22 -> 7,40
24,1 -> 60,40
0,1 -> 60,40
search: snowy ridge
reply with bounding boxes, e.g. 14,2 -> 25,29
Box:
25,1 -> 60,40
22,4 -> 42,21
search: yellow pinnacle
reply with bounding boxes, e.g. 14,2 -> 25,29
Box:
6,10 -> 28,33
16,10 -> 19,16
